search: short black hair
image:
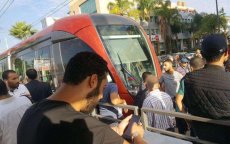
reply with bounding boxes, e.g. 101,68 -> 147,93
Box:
0,79 -> 8,96
63,52 -> 108,85
26,69 -> 37,80
142,71 -> 152,82
202,52 -> 225,62
2,70 -> 17,80
190,57 -> 205,70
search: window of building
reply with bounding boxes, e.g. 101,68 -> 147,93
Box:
80,0 -> 97,14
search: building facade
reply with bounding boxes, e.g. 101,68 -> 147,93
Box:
69,0 -> 116,15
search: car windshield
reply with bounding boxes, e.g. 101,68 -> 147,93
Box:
97,25 -> 156,95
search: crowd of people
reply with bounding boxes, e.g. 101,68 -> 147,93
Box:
0,34 -> 229,144
133,34 -> 230,144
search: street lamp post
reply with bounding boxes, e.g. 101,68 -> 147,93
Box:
216,0 -> 220,33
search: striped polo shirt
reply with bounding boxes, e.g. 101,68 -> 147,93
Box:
143,89 -> 175,130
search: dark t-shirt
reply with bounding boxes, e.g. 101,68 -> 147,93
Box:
25,80 -> 52,103
17,99 -> 124,144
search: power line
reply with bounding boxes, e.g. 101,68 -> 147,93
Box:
0,0 -> 11,14
31,0 -> 74,26
0,0 -> 14,19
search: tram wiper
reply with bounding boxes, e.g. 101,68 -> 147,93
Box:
117,53 -> 128,87
117,53 -> 138,87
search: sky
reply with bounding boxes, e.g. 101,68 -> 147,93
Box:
0,0 -> 230,53
0,0 -> 69,52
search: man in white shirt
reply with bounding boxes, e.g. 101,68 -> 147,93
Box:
0,79 -> 32,144
2,70 -> 30,97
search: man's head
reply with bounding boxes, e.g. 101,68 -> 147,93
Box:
146,75 -> 160,91
142,71 -> 152,83
163,59 -> 173,72
0,79 -> 8,97
2,70 -> 19,90
190,57 -> 205,71
26,69 -> 37,80
201,34 -> 229,64
179,56 -> 189,68
63,52 -> 109,113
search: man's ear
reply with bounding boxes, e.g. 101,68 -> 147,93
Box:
4,80 -> 10,90
224,51 -> 229,62
89,74 -> 98,89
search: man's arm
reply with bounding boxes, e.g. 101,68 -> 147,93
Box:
111,115 -> 146,144
175,94 -> 186,112
176,79 -> 186,112
123,135 -> 146,144
159,76 -> 165,91
110,92 -> 126,105
109,83 -> 128,113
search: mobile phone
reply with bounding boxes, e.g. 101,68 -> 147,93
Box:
123,115 -> 141,140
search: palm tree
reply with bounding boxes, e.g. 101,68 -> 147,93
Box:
107,0 -> 139,20
153,0 -> 181,54
10,21 -> 37,40
137,0 -> 162,54
137,0 -> 156,21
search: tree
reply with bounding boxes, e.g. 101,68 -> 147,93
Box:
193,9 -> 227,39
10,21 -> 37,40
137,0 -> 156,21
153,0 -> 181,54
107,0 -> 139,20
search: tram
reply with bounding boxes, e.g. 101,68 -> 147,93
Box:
0,14 -> 161,104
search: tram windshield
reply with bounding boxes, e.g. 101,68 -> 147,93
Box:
97,25 -> 156,95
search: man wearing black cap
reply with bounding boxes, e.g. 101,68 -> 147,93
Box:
183,34 -> 230,143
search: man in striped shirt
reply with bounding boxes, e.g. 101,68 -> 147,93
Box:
143,75 -> 175,131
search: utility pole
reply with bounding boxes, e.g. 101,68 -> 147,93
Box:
216,0 -> 220,33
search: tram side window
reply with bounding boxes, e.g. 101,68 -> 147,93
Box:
36,46 -> 52,83
12,51 -> 36,83
21,52 -> 35,83
23,52 -> 35,70
60,38 -> 93,68
14,57 -> 24,78
0,58 -> 7,78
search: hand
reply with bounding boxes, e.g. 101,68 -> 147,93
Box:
123,101 -> 129,113
116,115 -> 132,136
131,122 -> 144,138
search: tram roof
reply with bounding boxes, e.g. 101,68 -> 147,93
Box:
0,14 -> 138,58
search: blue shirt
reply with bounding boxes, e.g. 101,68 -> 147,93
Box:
100,83 -> 118,104
99,83 -> 120,118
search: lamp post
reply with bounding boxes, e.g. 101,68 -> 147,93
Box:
216,0 -> 220,33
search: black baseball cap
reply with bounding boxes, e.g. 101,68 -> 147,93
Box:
201,34 -> 227,57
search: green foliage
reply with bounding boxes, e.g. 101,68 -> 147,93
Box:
152,0 -> 181,53
137,0 -> 156,20
107,0 -> 139,20
10,21 -> 37,40
191,8 -> 227,40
